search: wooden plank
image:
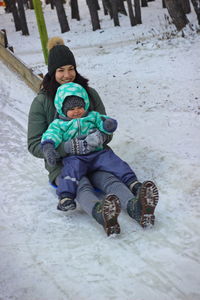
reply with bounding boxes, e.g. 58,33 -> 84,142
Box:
0,30 -> 6,47
0,44 -> 42,92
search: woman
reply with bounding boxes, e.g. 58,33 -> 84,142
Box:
27,37 -> 159,236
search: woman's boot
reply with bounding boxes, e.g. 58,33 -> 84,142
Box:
92,194 -> 121,236
127,181 -> 159,227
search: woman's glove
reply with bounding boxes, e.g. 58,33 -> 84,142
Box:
85,130 -> 105,148
64,138 -> 96,155
103,118 -> 118,132
41,142 -> 60,167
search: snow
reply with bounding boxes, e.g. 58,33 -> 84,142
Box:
0,1 -> 200,299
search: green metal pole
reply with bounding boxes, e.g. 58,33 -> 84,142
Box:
32,0 -> 48,64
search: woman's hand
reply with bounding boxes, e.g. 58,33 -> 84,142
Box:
41,142 -> 60,167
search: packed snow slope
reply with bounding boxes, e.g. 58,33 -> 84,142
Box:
0,1 -> 200,299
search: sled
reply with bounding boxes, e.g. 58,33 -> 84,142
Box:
50,182 -> 105,200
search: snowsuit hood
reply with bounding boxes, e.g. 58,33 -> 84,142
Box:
54,82 -> 90,117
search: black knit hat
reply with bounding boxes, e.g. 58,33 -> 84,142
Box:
63,96 -> 85,114
47,37 -> 76,76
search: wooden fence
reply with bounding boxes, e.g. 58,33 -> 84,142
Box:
0,30 -> 42,93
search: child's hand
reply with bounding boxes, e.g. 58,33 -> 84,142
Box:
102,117 -> 118,132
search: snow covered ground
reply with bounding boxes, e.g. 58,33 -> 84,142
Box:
0,1 -> 200,299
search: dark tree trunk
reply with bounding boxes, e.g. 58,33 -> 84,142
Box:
94,0 -> 100,10
191,0 -> 200,25
134,0 -> 142,24
16,0 -> 29,35
23,0 -> 29,9
102,0 -> 108,15
46,0 -> 54,9
9,0 -> 21,31
179,0 -> 191,14
71,0 -> 80,20
28,0 -> 34,9
126,0 -> 137,26
50,0 -> 54,9
102,0 -> 127,18
141,0 -> 148,7
53,0 -> 70,32
110,0 -> 120,26
162,0 -> 166,8
102,0 -> 113,18
86,0 -> 101,31
165,0 -> 189,31
117,0 -> 127,15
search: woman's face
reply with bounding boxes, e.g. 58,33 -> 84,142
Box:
55,65 -> 76,85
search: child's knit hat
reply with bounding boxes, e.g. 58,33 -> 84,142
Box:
62,96 -> 85,115
47,37 -> 76,76
54,82 -> 90,117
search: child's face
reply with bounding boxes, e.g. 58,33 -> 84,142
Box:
67,106 -> 85,119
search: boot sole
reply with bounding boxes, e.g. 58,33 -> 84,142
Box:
57,200 -> 76,212
102,194 -> 121,236
139,181 -> 159,228
57,204 -> 76,211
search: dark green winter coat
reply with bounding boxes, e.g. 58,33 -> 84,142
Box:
27,87 -> 111,184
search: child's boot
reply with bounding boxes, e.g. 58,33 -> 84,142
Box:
127,181 -> 159,227
57,196 -> 76,211
92,194 -> 121,236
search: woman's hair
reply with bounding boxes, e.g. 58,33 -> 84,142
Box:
41,70 -> 90,101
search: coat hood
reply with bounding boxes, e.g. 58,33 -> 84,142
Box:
54,82 -> 90,117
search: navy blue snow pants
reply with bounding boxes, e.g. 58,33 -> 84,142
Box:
56,149 -> 137,199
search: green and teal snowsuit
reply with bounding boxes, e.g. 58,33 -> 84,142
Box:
41,83 -> 136,199
41,82 -> 112,150
27,82 -> 112,184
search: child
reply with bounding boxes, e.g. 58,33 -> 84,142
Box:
41,83 -> 148,212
